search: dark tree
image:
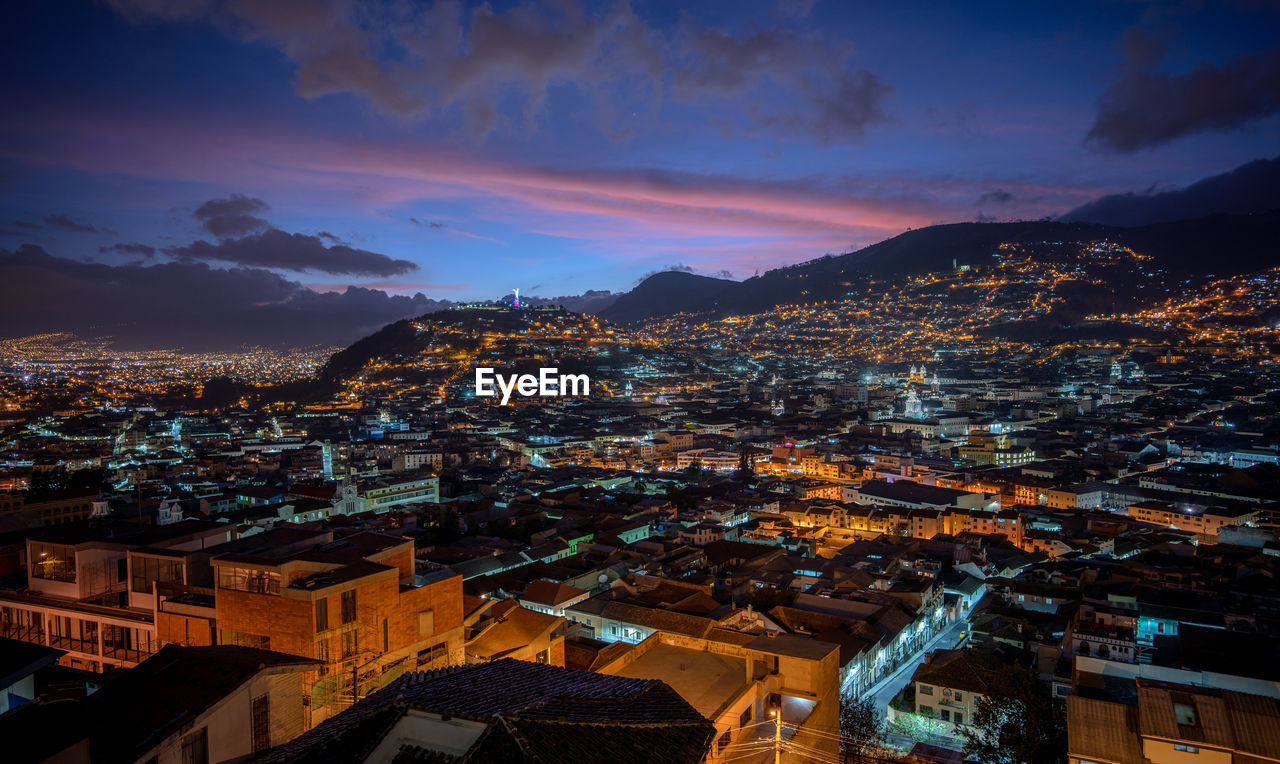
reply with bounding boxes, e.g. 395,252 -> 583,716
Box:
838,694 -> 887,761
438,507 -> 460,542
961,664 -> 1066,764
733,446 -> 756,486
742,586 -> 796,611
66,467 -> 108,492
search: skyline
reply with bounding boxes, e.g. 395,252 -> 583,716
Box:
1,0 -> 1278,313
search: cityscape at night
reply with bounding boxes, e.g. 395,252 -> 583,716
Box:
2,1 -> 1279,763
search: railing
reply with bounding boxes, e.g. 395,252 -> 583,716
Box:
102,643 -> 153,663
48,634 -> 97,654
1,623 -> 46,643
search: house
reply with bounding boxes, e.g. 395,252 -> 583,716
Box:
253,658 -> 716,763
465,600 -> 564,665
517,579 -> 589,616
910,648 -> 1026,728
598,630 -> 842,763
1068,679 -> 1280,764
0,644 -> 319,764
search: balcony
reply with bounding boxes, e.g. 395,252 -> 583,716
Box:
1,622 -> 46,644
48,634 -> 97,654
101,643 -> 153,663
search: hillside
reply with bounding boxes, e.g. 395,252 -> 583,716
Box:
601,211 -> 1280,323
598,271 -> 735,324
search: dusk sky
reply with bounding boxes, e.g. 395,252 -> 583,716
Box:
2,0 -> 1279,305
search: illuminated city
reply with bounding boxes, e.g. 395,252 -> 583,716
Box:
2,2 -> 1279,763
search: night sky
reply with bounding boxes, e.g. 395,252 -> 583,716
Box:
1,0 -> 1278,335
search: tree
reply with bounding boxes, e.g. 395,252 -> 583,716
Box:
961,664 -> 1066,764
733,446 -> 756,486
838,694 -> 887,761
438,507 -> 460,542
741,585 -> 796,612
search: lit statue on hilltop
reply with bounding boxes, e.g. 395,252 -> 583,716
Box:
512,288 -> 522,309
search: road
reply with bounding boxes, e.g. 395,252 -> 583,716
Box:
868,617 -> 970,719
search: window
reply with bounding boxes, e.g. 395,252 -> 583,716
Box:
340,590 -> 357,624
382,619 -> 389,653
181,727 -> 208,764
218,567 -> 280,595
315,599 -> 328,632
1174,744 -> 1198,753
341,629 -> 357,659
954,692 -> 963,702
418,609 -> 435,637
536,648 -> 549,664
416,642 -> 447,667
740,707 -> 752,727
940,710 -> 950,722
918,685 -> 933,696
717,730 -> 731,752
220,630 -> 270,650
316,638 -> 329,669
29,542 -> 76,582
132,556 -> 184,594
1173,702 -> 1198,726
251,694 -> 270,752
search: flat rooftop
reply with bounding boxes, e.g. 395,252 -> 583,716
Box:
612,643 -> 750,721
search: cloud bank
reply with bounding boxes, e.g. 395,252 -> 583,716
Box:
0,244 -> 444,350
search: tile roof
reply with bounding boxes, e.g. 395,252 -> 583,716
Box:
256,659 -> 715,764
520,579 -> 588,607
1067,695 -> 1145,764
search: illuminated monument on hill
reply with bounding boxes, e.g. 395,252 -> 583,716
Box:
512,288 -> 522,309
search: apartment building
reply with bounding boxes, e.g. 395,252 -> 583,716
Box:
206,528 -> 465,724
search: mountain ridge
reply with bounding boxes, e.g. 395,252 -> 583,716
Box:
600,211 -> 1280,324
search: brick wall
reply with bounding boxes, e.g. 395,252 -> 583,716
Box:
157,610 -> 215,646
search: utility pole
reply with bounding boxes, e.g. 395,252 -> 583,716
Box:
773,707 -> 781,764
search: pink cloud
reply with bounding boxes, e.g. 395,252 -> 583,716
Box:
4,108 -> 1106,267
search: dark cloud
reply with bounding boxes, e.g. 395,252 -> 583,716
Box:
0,244 -> 445,350
977,189 -> 1014,206
1087,29 -> 1280,152
12,220 -> 40,230
193,194 -> 271,237
44,213 -> 107,233
677,22 -> 889,143
100,242 -> 157,257
410,218 -> 446,230
1060,155 -> 1280,226
166,229 -> 417,277
108,0 -> 889,145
